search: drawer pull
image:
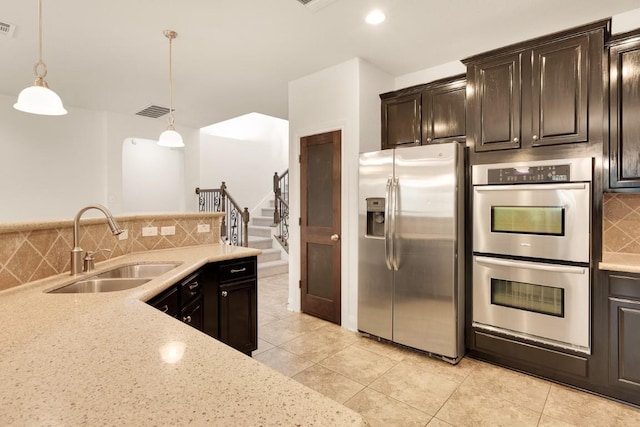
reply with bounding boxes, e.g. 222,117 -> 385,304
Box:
188,282 -> 199,291
230,268 -> 247,274
183,315 -> 192,323
160,305 -> 169,313
221,290 -> 228,297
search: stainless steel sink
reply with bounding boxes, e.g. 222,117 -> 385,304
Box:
49,278 -> 151,294
47,262 -> 182,294
95,263 -> 181,279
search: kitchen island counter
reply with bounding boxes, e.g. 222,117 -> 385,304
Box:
0,244 -> 366,426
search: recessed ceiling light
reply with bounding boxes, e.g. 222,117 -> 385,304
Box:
365,10 -> 386,25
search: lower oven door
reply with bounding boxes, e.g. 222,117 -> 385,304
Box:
473,256 -> 590,354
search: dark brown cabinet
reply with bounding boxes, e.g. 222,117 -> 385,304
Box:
465,21 -> 606,153
608,29 -> 640,190
381,92 -> 421,149
421,78 -> 466,145
148,271 -> 203,332
380,75 -> 466,150
606,272 -> 640,405
466,53 -> 522,151
147,256 -> 257,356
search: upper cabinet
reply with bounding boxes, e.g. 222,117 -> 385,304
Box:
421,77 -> 466,145
608,29 -> 640,190
380,75 -> 466,150
464,20 -> 608,153
381,92 -> 421,149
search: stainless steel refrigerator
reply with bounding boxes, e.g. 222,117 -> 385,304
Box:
358,142 -> 465,363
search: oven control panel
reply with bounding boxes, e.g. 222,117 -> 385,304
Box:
487,165 -> 571,184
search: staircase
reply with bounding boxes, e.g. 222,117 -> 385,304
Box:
249,199 -> 289,278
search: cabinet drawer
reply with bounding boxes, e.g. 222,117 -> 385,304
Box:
179,271 -> 203,304
148,286 -> 179,317
180,296 -> 204,332
609,273 -> 640,300
219,259 -> 256,283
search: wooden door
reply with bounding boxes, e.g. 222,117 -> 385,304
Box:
530,34 -> 589,147
422,77 -> 466,144
609,32 -> 640,189
300,130 -> 341,324
468,52 -> 522,152
381,93 -> 421,150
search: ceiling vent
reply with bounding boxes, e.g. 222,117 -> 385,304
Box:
135,105 -> 171,119
0,21 -> 16,38
296,0 -> 339,12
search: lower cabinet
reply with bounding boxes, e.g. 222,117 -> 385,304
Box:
608,272 -> 640,402
147,256 -> 258,356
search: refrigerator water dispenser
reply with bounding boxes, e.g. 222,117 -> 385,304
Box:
366,198 -> 385,237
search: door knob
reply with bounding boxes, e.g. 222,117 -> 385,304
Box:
331,234 -> 340,241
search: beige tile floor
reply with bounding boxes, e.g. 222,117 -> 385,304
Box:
254,274 -> 640,426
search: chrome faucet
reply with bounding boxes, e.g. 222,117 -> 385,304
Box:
70,204 -> 123,275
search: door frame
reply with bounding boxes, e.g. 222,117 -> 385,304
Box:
299,129 -> 342,324
289,123 -> 352,327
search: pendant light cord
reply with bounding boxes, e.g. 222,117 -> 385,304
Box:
33,0 -> 47,79
166,30 -> 175,127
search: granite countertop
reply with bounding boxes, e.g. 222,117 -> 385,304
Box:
0,245 -> 366,426
599,252 -> 640,274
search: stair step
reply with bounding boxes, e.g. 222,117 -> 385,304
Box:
248,225 -> 272,238
248,236 -> 273,250
258,248 -> 282,263
261,207 -> 275,217
258,259 -> 289,278
251,216 -> 274,227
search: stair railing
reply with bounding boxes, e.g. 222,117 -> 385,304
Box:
273,170 -> 289,252
195,182 -> 249,247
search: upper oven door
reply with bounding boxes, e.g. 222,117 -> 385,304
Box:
473,182 -> 590,263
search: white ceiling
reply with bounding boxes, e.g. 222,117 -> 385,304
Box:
1,0 -> 639,128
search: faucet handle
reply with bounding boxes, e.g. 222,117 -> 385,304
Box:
83,248 -> 112,272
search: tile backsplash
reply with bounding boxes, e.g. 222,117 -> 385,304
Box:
0,213 -> 221,291
603,193 -> 640,255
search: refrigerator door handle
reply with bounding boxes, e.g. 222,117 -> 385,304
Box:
384,177 -> 393,270
391,177 -> 399,271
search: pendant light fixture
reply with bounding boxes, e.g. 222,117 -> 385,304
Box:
14,0 -> 67,116
158,30 -> 184,147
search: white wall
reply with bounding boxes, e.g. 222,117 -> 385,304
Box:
394,61 -> 466,90
0,93 -> 199,222
122,138 -> 185,212
288,58 -> 393,331
199,114 -> 288,215
612,7 -> 640,34
0,94 -> 108,222
105,111 -> 199,215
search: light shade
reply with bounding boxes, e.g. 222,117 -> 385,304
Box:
14,83 -> 67,116
158,128 -> 184,147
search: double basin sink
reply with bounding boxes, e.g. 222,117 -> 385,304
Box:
48,263 -> 181,294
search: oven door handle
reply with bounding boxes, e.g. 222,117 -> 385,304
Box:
474,256 -> 587,274
474,183 -> 587,192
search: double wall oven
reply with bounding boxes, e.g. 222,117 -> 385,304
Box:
472,157 -> 592,354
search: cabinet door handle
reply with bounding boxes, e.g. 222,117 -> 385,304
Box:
230,268 -> 247,274
160,305 -> 169,313
426,137 -> 432,143
532,134 -> 539,141
513,137 -> 519,143
188,282 -> 199,291
183,315 -> 192,323
221,290 -> 228,297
